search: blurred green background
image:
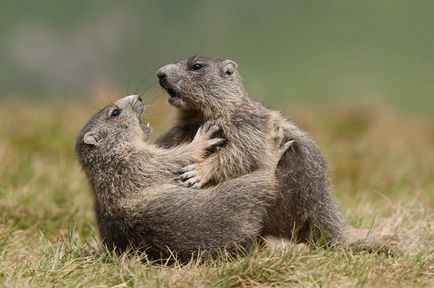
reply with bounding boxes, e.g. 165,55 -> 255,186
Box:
1,0 -> 434,112
1,3 -> 434,285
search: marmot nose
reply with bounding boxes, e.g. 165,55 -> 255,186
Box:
157,69 -> 166,79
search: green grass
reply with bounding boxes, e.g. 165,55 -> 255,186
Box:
1,97 -> 433,287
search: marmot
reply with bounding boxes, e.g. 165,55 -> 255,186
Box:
75,95 -> 293,261
156,56 -> 348,246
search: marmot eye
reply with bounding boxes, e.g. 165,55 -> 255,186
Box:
191,63 -> 203,71
111,108 -> 121,117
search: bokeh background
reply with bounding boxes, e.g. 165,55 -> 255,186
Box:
1,0 -> 434,112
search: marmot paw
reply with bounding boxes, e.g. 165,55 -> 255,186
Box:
178,163 -> 210,188
193,121 -> 221,142
274,127 -> 295,158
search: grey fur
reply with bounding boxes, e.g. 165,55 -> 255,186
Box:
156,56 -> 348,245
75,95 -> 291,261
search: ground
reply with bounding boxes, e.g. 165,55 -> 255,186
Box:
0,96 -> 433,287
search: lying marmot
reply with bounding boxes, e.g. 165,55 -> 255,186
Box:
156,56 -> 354,246
75,95 -> 292,261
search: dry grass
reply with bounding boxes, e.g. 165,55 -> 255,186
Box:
0,96 -> 433,287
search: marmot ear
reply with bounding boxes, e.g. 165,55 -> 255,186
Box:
223,60 -> 238,75
83,131 -> 100,146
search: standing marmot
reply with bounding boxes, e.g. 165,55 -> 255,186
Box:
156,56 -> 348,246
75,95 -> 292,261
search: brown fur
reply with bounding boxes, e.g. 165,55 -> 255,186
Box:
75,95 -> 291,261
156,56 -> 349,245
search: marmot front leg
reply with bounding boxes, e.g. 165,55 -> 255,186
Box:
181,121 -> 225,161
179,127 -> 294,188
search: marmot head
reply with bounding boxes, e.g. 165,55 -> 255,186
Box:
75,95 -> 151,167
157,56 -> 246,115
